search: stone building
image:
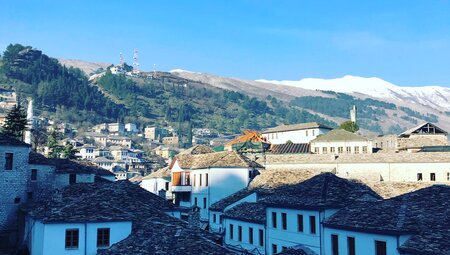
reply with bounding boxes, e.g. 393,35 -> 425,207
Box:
310,129 -> 373,154
397,122 -> 448,152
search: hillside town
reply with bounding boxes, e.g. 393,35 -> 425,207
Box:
0,83 -> 450,255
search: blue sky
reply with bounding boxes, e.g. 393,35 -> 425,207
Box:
1,0 -> 450,86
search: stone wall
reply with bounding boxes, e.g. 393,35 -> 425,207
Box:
398,134 -> 448,150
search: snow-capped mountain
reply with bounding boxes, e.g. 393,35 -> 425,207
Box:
257,75 -> 450,110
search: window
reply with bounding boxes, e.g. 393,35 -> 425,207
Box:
238,226 -> 242,241
375,240 -> 387,255
194,197 -> 198,206
297,214 -> 304,232
331,234 -> 339,255
362,146 -> 368,153
314,147 -> 319,154
31,169 -> 37,181
282,246 -> 287,251
281,212 -> 287,230
259,229 -> 264,246
323,147 -> 328,154
430,173 -> 436,181
97,228 -> 110,247
272,244 -> 278,254
14,197 -> 20,204
205,173 -> 208,186
213,214 -> 217,223
330,147 -> 335,153
203,197 -> 207,209
199,174 -> 202,186
5,153 -> 13,170
193,174 -> 196,187
165,182 -> 169,190
272,212 -> 277,228
347,237 -> 355,255
312,130 -> 315,136
310,216 -> 316,234
417,173 -> 423,181
65,229 -> 79,249
447,172 -> 450,181
354,146 -> 359,154
306,130 -> 309,136
249,227 -> 254,244
338,147 -> 343,153
229,224 -> 234,239
69,174 -> 76,185
27,192 -> 33,200
346,146 -> 351,154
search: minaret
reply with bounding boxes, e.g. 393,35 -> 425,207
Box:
350,105 -> 357,124
24,98 -> 34,144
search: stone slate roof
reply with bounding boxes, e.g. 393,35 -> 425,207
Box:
324,185 -> 450,254
179,144 -> 214,155
260,173 -> 382,210
311,129 -> 369,142
29,180 -> 175,223
270,143 -> 310,154
210,188 -> 256,212
0,134 -> 30,147
262,122 -> 332,134
223,202 -> 267,224
142,167 -> 171,180
276,245 -> 318,255
175,151 -> 263,170
29,151 -> 113,175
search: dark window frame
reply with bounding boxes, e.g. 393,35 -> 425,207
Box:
281,212 -> 287,230
65,229 -> 79,249
347,236 -> 355,255
258,229 -> 264,246
331,234 -> 339,255
31,169 -> 38,181
375,240 -> 387,255
297,214 -> 304,232
69,173 -> 77,185
229,224 -> 234,240
5,153 -> 13,170
97,228 -> 110,247
272,212 -> 277,228
249,227 -> 254,244
310,215 -> 316,234
238,225 -> 242,242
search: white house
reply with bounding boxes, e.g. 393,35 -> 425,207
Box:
209,188 -> 258,234
140,167 -> 173,200
76,144 -> 96,160
323,185 -> 450,255
310,129 -> 373,154
261,122 -> 332,145
171,146 -> 262,221
24,180 -> 183,255
223,202 -> 266,254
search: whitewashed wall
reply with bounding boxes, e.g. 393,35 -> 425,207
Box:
209,192 -> 257,233
262,128 -> 329,145
26,218 -> 132,255
141,177 -> 172,198
224,218 -> 265,254
191,167 -> 251,220
323,227 -> 411,255
311,140 -> 373,154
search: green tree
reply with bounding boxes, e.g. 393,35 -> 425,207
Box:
47,131 -> 63,158
1,104 -> 28,140
340,121 -> 359,133
62,142 -> 78,159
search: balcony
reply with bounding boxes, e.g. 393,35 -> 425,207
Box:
172,185 -> 192,192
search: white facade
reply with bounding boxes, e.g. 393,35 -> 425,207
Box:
323,227 -> 411,255
262,127 -> 330,145
125,123 -> 138,133
224,218 -> 265,254
311,140 -> 373,154
77,146 -> 96,160
209,192 -> 257,234
172,160 -> 255,221
140,177 -> 172,200
25,219 -> 132,255
266,207 -> 338,255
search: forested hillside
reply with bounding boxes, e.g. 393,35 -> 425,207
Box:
0,44 -> 336,134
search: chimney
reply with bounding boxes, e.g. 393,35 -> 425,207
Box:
188,205 -> 201,229
158,189 -> 166,199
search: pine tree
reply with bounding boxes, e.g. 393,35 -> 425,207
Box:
2,104 -> 27,140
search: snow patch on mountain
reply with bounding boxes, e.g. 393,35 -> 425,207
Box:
257,75 -> 450,110
169,69 -> 201,74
